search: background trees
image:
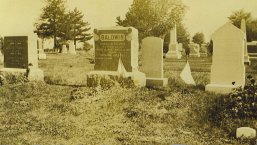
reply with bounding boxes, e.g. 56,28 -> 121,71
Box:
34,0 -> 92,51
228,9 -> 257,41
192,32 -> 205,47
116,0 -> 187,41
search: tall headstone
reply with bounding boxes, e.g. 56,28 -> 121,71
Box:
0,33 -> 44,81
241,19 -> 251,65
205,22 -> 245,94
37,38 -> 46,59
141,37 -> 168,87
68,42 -> 76,55
62,44 -> 67,53
166,25 -> 182,59
87,27 -> 146,87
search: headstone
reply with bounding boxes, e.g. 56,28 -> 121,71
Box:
236,127 -> 256,139
166,25 -> 182,59
0,33 -> 44,81
189,43 -> 200,57
68,42 -> 76,54
37,38 -> 46,59
62,44 -> 67,53
241,19 -> 251,65
178,43 -> 183,52
205,22 -> 245,94
87,27 -> 146,87
141,37 -> 168,87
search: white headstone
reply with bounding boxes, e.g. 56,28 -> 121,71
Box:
141,37 -> 168,87
236,127 -> 256,139
189,43 -> 200,57
68,42 -> 76,55
62,44 -> 67,53
166,25 -> 182,59
206,22 -> 245,94
37,38 -> 46,59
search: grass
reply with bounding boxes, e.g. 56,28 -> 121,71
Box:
0,53 -> 256,144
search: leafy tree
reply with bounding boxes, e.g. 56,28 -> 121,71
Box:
34,0 -> 66,49
192,32 -> 205,47
68,8 -> 92,49
116,0 -> 186,41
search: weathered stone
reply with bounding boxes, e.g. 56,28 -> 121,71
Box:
236,127 -> 256,139
62,44 -> 67,53
69,42 -> 76,55
37,38 -> 46,60
166,25 -> 181,59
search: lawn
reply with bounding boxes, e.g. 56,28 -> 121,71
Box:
0,52 -> 256,144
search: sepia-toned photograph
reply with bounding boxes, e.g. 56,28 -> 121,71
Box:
0,0 -> 257,144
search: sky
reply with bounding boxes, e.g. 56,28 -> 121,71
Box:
0,0 -> 257,41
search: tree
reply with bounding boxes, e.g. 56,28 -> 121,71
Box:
68,8 -> 92,49
34,0 -> 66,50
192,32 -> 205,47
116,0 -> 186,41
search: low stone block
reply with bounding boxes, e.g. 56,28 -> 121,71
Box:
236,127 -> 256,139
27,68 -> 44,81
205,84 -> 241,94
146,78 -> 168,87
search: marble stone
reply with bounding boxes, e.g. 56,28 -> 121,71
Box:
206,22 -> 245,94
236,127 -> 256,139
189,43 -> 200,57
141,37 -> 168,87
69,42 -> 76,54
37,38 -> 46,59
62,44 -> 68,53
166,25 -> 182,59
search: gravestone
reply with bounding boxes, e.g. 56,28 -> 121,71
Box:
0,33 -> 44,81
62,44 -> 67,53
37,38 -> 46,59
189,43 -> 200,57
166,25 -> 182,59
205,22 -> 245,94
87,27 -> 146,87
241,19 -> 251,65
68,42 -> 76,55
141,37 -> 168,87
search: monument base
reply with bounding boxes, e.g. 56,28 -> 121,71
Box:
146,77 -> 168,87
166,51 -> 182,59
69,51 -> 77,55
205,84 -> 242,94
244,56 -> 251,65
27,68 -> 44,81
38,53 -> 47,60
87,70 -> 146,87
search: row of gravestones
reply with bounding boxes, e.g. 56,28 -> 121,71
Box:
88,22 -> 248,94
0,22 -> 247,94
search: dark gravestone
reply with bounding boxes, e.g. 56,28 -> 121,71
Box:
4,36 -> 28,69
94,28 -> 135,72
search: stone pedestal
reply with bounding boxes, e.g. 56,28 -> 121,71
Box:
69,42 -> 76,54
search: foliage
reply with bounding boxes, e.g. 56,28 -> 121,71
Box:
192,32 -> 205,47
83,41 -> 93,51
116,0 -> 187,41
207,40 -> 213,56
228,9 -> 257,41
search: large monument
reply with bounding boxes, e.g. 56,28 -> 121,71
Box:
166,25 -> 182,59
205,22 -> 245,94
87,27 -> 146,87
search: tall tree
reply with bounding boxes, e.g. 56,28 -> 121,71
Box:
68,8 -> 92,49
34,0 -> 66,49
116,0 -> 186,41
192,32 -> 205,47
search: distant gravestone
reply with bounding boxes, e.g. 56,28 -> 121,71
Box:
62,44 -> 67,53
166,25 -> 181,59
189,43 -> 200,57
68,42 -> 76,55
1,33 -> 44,81
206,22 -> 245,94
241,19 -> 251,65
141,37 -> 168,87
87,27 -> 146,87
37,38 -> 46,59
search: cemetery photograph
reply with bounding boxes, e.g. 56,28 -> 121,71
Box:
1,0 -> 257,144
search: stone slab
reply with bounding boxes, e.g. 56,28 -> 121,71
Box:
205,84 -> 241,94
236,127 -> 256,139
146,78 -> 168,87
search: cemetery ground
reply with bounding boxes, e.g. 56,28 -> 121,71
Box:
0,52 -> 257,144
